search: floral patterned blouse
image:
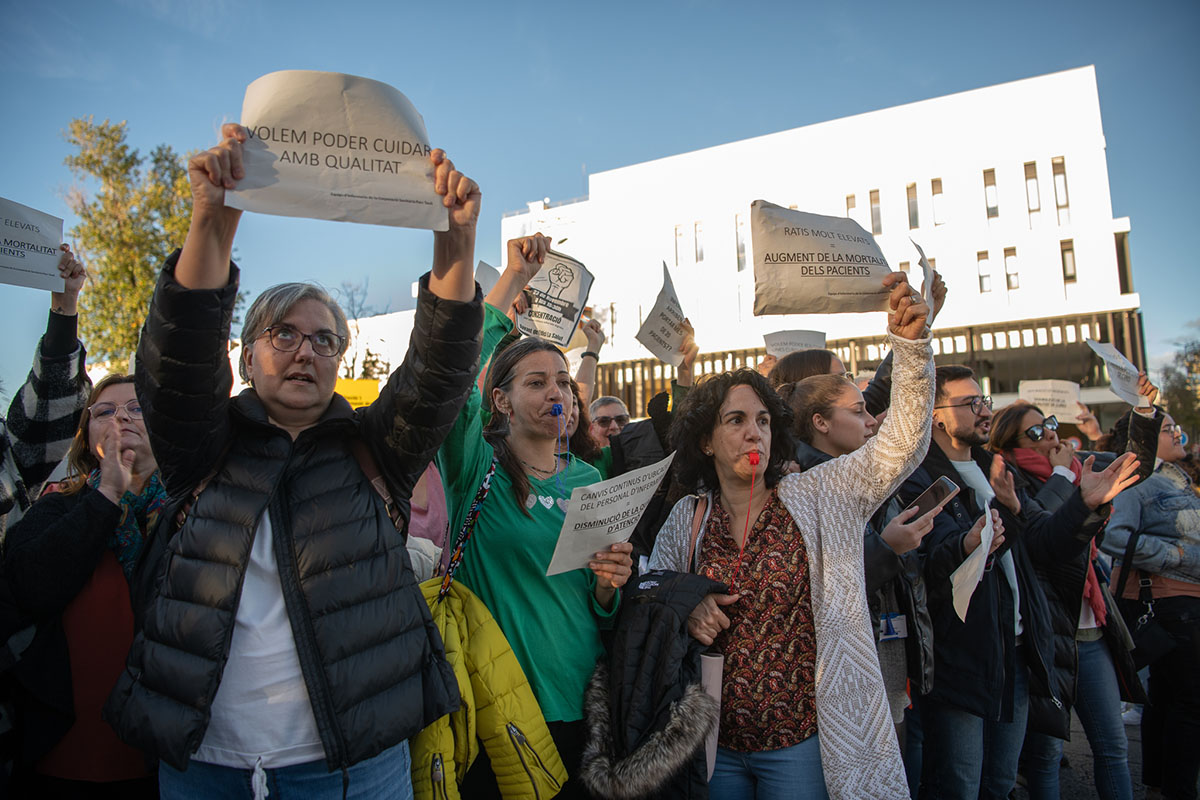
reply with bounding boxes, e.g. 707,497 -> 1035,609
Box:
699,486 -> 817,752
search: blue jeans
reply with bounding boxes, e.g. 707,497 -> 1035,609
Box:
920,655 -> 1029,799
1024,637 -> 1132,800
159,741 -> 412,800
709,735 -> 828,800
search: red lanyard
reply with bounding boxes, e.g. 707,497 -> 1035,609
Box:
730,453 -> 760,589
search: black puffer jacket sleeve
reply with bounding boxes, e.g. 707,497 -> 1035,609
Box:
135,250 -> 239,496
3,487 -> 120,619
358,274 -> 482,523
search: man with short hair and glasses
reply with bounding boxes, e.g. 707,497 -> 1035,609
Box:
899,364 -> 1142,798
588,396 -> 630,449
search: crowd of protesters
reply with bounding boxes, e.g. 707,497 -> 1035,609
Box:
0,119 -> 1196,800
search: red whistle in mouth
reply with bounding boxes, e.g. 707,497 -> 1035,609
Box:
747,452 -> 760,466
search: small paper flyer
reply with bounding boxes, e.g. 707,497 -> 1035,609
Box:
1018,380 -> 1083,422
515,250 -> 595,347
545,454 -> 675,576
1085,339 -> 1150,408
635,262 -> 688,366
763,330 -> 827,358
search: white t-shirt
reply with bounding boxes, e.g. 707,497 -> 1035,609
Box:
193,514 -> 325,769
949,459 -> 1023,636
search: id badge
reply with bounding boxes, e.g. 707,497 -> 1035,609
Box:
879,612 -> 908,641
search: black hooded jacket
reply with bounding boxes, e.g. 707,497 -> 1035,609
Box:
581,570 -> 724,800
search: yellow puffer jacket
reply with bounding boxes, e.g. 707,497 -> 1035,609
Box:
411,578 -> 568,800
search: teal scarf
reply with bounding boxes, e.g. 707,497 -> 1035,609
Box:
86,470 -> 168,581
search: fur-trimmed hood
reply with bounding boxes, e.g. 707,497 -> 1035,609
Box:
579,569 -> 725,799
580,662 -> 717,799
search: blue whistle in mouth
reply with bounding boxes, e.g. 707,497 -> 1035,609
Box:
551,404 -> 563,416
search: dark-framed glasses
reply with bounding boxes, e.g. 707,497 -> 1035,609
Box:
261,325 -> 345,357
934,395 -> 993,415
1023,415 -> 1059,443
89,400 -> 143,419
594,414 -> 630,429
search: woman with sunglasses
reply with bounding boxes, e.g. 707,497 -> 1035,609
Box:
1100,409 -> 1200,800
986,378 -> 1160,800
3,375 -> 160,798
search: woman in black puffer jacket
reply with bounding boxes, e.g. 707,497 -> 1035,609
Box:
104,123 -> 483,800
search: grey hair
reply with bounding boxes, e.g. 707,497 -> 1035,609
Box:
239,282 -> 350,382
589,395 -> 628,417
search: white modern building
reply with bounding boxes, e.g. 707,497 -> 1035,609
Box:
499,66 -> 1144,423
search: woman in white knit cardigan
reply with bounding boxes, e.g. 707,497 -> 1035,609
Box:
648,273 -> 933,800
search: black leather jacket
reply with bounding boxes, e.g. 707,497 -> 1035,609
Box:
104,253 -> 481,772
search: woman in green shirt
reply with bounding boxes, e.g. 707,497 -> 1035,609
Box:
437,235 -> 633,799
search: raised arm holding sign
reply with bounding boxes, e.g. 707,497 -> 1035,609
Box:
515,250 -> 594,347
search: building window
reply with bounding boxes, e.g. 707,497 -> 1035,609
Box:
846,194 -> 856,217
931,178 -> 946,225
898,261 -> 910,273
907,183 -> 919,229
735,214 -> 747,272
674,225 -> 683,266
1061,239 -> 1076,283
983,169 -> 999,219
1004,247 -> 1019,290
977,251 -> 991,293
1053,157 -> 1070,225
870,189 -> 882,235
1024,161 -> 1040,225
981,332 -> 994,350
694,221 -> 704,262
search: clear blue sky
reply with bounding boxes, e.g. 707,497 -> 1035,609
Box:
1,0 -> 1196,400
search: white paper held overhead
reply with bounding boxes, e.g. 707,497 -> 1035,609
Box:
0,197 -> 64,292
750,201 -> 892,315
226,70 -> 448,230
1085,339 -> 1150,408
515,250 -> 595,347
635,262 -> 688,366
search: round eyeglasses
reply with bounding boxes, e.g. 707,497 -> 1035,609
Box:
1023,415 -> 1059,443
89,400 -> 143,419
260,325 -> 345,357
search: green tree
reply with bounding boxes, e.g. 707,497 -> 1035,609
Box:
1161,337 -> 1200,443
64,117 -> 193,372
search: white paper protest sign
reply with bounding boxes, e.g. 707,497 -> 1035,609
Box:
545,453 -> 675,576
226,70 -> 448,230
635,262 -> 687,366
750,200 -> 891,315
515,250 -> 594,347
763,330 -> 827,357
910,238 -> 935,307
950,510 -> 994,622
1085,339 -> 1150,408
0,197 -> 63,292
1018,380 -> 1084,423
475,260 -> 501,297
